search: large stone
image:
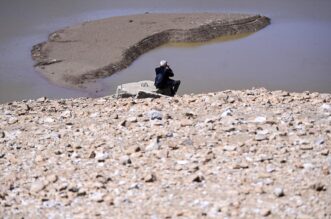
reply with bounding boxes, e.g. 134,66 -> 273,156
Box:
115,80 -> 170,98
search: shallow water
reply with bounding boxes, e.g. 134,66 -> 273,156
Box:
1,0 -> 331,103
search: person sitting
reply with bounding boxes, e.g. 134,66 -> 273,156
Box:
154,60 -> 181,96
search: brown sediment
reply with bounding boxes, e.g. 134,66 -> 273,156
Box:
31,13 -> 270,88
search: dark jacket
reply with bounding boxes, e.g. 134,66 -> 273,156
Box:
154,66 -> 174,89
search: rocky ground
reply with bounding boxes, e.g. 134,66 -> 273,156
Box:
0,88 -> 330,218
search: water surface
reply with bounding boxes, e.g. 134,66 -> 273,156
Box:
0,0 -> 330,103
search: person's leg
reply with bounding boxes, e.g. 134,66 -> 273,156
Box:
165,79 -> 175,96
172,80 -> 181,95
165,79 -> 181,96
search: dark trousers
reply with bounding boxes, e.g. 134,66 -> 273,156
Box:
166,79 -> 181,96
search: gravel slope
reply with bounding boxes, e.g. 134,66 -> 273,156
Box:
1,88 -> 330,218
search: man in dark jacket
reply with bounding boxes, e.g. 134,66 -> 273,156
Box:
154,60 -> 181,96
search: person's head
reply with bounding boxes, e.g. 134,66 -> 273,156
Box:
160,60 -> 167,67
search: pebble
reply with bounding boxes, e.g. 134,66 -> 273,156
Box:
309,182 -> 327,191
36,97 -> 47,102
90,112 -> 100,118
255,134 -> 268,141
144,173 -> 157,183
46,174 -> 58,183
119,155 -> 132,165
314,137 -> 325,145
232,162 -> 249,169
8,117 -> 18,124
145,138 -> 160,151
320,103 -> 330,111
126,117 -> 138,123
221,108 -> 233,117
125,146 -> 141,155
148,110 -> 163,120
89,151 -> 96,158
322,165 -> 330,175
320,149 -> 329,156
303,163 -> 314,170
180,119 -> 194,127
260,208 -> 271,217
184,111 -> 196,118
30,181 -> 45,193
60,110 -> 71,118
192,174 -> 205,183
266,164 -> 276,173
95,152 -> 109,162
273,187 -> 285,197
177,160 -> 189,165
299,145 -> 313,150
254,116 -> 267,123
44,117 -> 55,123
223,145 -> 237,151
90,192 -> 105,202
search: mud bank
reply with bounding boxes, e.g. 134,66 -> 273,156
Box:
1,88 -> 330,218
31,13 -> 270,88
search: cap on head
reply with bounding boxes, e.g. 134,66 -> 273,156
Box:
160,60 -> 167,66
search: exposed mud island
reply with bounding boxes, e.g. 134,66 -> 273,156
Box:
31,13 -> 270,88
0,13 -> 330,218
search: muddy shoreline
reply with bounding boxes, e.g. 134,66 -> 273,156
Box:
31,13 -> 270,89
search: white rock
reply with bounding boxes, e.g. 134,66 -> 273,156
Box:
266,164 -> 276,173
71,152 -> 81,159
148,110 -> 163,120
37,97 -> 47,102
221,108 -> 232,118
6,130 -> 22,140
254,116 -> 267,123
60,110 -> 72,118
177,160 -> 189,165
8,117 -> 18,124
273,187 -> 284,197
255,134 -> 268,141
223,145 -> 237,151
127,117 -> 138,123
90,192 -> 105,202
145,138 -> 160,151
257,129 -> 269,135
303,163 -> 314,169
321,103 -> 330,111
90,112 -> 100,118
95,152 -> 109,161
30,181 -> 45,193
120,155 -> 132,165
264,178 -> 274,185
314,137 -> 325,145
44,117 -> 55,123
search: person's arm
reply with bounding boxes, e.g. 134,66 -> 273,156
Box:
166,67 -> 174,77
